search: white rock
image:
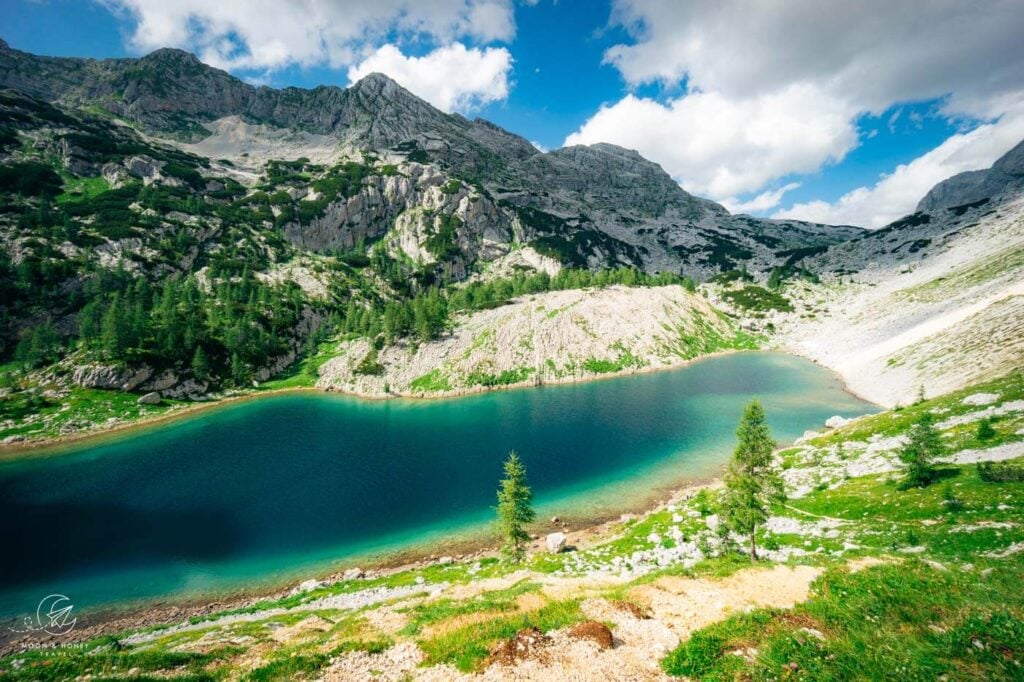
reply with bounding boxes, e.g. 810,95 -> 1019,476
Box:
963,393 -> 999,406
647,533 -> 662,544
342,568 -> 364,581
825,415 -> 849,429
546,532 -> 567,554
705,514 -> 720,532
437,556 -> 453,565
137,391 -> 161,405
291,579 -> 323,595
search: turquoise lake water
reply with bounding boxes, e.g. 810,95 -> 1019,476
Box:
0,352 -> 875,619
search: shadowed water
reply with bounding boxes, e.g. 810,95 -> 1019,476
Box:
0,352 -> 875,617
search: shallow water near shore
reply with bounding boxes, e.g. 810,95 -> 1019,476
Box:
0,352 -> 875,619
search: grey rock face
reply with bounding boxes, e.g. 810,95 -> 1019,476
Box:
72,364 -> 153,390
917,140 -> 1024,212
0,41 -> 861,278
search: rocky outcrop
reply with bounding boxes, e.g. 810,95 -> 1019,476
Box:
317,285 -> 752,398
72,364 -> 153,391
917,139 -> 1024,212
0,41 -> 861,279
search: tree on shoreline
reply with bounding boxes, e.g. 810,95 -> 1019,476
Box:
496,451 -> 535,563
721,400 -> 784,561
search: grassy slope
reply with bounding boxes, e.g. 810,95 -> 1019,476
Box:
1,374 -> 1022,680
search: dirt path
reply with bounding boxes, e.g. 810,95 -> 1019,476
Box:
323,562 -> 826,681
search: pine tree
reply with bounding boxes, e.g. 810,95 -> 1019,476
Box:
191,346 -> 211,380
976,417 -> 996,441
495,451 -> 535,564
900,412 -> 943,487
721,400 -> 784,561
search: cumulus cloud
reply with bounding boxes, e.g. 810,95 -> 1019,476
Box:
566,86 -> 857,198
605,0 -> 1024,117
347,44 -> 511,112
566,0 -> 1024,214
100,0 -> 517,71
721,183 -> 801,215
773,111 -> 1024,227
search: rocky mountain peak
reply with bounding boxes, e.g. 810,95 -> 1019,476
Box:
917,138 -> 1024,212
349,72 -> 402,96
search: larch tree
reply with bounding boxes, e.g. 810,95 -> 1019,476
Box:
495,451 -> 535,563
721,400 -> 785,561
900,412 -> 944,487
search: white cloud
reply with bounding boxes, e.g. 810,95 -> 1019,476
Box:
721,183 -> 801,215
565,0 -> 1024,214
605,0 -> 1024,117
530,140 -> 548,153
773,111 -> 1024,227
565,85 -> 857,199
100,0 -> 517,71
347,44 -> 511,112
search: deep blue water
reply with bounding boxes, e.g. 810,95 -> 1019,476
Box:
0,352 -> 875,618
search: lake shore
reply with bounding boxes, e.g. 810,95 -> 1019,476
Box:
0,346 -> 759,460
0,474 -> 722,655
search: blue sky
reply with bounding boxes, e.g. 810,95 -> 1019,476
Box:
3,0 -> 1024,227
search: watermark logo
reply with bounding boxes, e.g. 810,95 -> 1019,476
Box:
9,594 -> 77,636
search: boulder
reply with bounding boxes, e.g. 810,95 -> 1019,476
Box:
290,579 -> 323,595
342,567 -> 364,581
545,532 -> 567,554
437,556 -> 453,565
705,514 -> 720,532
137,391 -> 161,405
824,415 -> 849,429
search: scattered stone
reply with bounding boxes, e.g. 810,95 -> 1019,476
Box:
546,532 -> 567,554
567,621 -> 614,650
963,393 -> 999,406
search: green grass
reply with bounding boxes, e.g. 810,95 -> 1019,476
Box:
410,369 -> 452,393
419,599 -> 583,672
398,580 -> 540,636
56,174 -> 109,204
721,284 -> 794,313
809,371 -> 1024,449
465,366 -> 534,388
0,644 -> 240,682
662,560 -> 1024,680
259,337 -> 343,390
898,245 -> 1024,303
0,383 -> 182,443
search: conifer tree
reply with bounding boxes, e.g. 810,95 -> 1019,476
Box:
976,417 -> 996,442
495,451 -> 535,564
721,400 -> 784,561
900,412 -> 944,486
191,346 -> 211,380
